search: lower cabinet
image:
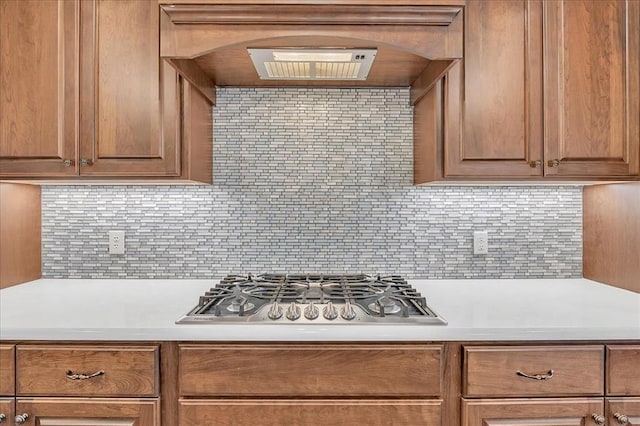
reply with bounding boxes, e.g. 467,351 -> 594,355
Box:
462,398 -> 604,425
179,399 -> 442,426
608,398 -> 640,426
14,398 -> 159,425
0,398 -> 14,424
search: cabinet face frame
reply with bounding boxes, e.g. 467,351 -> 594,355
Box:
543,0 -> 640,178
0,0 -> 80,177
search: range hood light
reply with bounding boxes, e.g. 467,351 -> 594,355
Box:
272,51 -> 353,62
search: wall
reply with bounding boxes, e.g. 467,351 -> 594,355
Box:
41,88 -> 583,279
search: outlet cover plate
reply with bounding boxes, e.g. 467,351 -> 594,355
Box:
473,231 -> 488,255
109,230 -> 125,255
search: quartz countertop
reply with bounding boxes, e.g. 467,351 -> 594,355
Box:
0,278 -> 638,341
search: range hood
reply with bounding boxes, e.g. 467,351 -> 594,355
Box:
247,48 -> 377,81
159,2 -> 463,104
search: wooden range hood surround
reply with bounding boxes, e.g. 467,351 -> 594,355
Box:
159,2 -> 464,105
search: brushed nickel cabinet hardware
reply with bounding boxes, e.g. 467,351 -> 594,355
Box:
591,414 -> 605,425
0,413 -> 5,423
516,369 -> 554,380
62,159 -> 74,166
547,159 -> 560,167
614,413 -> 630,425
66,369 -> 105,380
80,158 -> 93,166
14,413 -> 29,425
529,160 -> 542,168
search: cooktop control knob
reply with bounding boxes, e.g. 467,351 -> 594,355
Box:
323,302 -> 338,320
286,302 -> 301,321
267,302 -> 283,320
304,302 -> 319,320
341,302 -> 357,321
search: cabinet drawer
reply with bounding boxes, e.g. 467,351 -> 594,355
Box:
180,344 -> 442,397
0,345 -> 15,395
463,345 -> 604,397
16,345 -> 159,397
607,345 -> 640,395
179,399 -> 442,426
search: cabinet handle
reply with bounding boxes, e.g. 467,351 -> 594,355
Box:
516,369 -> 554,380
0,413 -> 5,423
591,414 -> 605,425
62,159 -> 74,167
547,159 -> 560,167
529,160 -> 542,168
14,413 -> 29,425
614,413 -> 630,425
80,158 -> 93,166
66,369 -> 105,380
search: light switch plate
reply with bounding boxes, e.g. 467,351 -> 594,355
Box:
109,230 -> 125,255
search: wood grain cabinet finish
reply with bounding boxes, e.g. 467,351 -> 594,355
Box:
463,346 -> 604,397
544,0 -> 640,178
462,398 -> 605,426
0,345 -> 15,396
15,398 -> 159,426
0,0 -> 79,177
16,346 -> 159,397
444,0 -> 544,178
0,398 -> 14,424
607,345 -> 640,396
179,399 -> 442,426
608,398 -> 640,426
180,344 -> 442,397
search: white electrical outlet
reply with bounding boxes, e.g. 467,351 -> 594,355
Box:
109,230 -> 125,255
473,231 -> 489,255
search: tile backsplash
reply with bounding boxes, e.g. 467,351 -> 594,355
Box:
41,88 -> 583,279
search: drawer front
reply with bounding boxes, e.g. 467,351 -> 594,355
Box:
180,399 -> 442,426
464,345 -> 604,397
180,344 -> 442,397
607,345 -> 640,395
0,345 -> 15,395
16,345 -> 159,397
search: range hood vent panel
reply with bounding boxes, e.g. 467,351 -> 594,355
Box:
248,48 -> 376,80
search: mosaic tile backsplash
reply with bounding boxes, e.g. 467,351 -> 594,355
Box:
41,88 -> 583,279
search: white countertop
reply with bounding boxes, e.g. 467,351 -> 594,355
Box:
1,278 -> 638,341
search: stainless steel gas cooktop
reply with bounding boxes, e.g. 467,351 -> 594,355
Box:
176,274 -> 447,325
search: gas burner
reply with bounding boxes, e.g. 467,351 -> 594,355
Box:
177,274 -> 446,325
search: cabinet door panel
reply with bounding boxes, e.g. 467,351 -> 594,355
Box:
0,345 -> 15,395
608,398 -> 640,426
0,0 -> 79,177
180,399 -> 441,426
0,398 -> 14,424
444,0 -> 543,178
79,0 -> 180,176
15,398 -> 159,426
462,398 -> 604,426
544,0 -> 640,177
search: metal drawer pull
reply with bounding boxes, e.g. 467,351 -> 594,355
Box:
66,369 -> 105,380
516,369 -> 554,380
0,413 -> 5,423
14,413 -> 29,425
591,414 -> 605,425
614,413 -> 630,425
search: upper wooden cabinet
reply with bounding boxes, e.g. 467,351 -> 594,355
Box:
0,0 -> 211,183
0,0 -> 79,177
544,0 -> 639,178
443,0 -> 543,179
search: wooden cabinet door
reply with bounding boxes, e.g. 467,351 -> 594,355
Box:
462,398 -> 605,426
608,398 -> 640,426
180,399 -> 442,426
544,0 -> 640,178
444,0 -> 543,178
0,0 -> 79,177
15,398 -> 159,426
0,345 -> 15,396
0,398 -> 14,425
79,0 -> 180,177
